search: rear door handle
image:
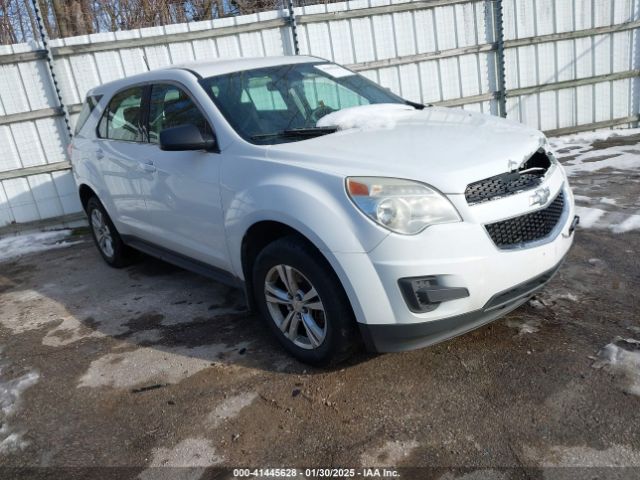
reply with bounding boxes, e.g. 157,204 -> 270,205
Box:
95,149 -> 104,160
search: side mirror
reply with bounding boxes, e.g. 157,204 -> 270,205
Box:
159,124 -> 216,152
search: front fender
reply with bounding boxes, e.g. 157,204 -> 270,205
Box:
223,172 -> 389,278
223,176 -> 389,325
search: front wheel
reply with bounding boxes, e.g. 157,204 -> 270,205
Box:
252,236 -> 358,366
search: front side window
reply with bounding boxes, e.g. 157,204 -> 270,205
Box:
201,62 -> 405,144
98,87 -> 144,142
148,84 -> 213,144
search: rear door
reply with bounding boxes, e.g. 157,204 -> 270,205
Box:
95,86 -> 155,237
143,82 -> 228,270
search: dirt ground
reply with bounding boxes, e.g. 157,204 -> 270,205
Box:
0,132 -> 639,479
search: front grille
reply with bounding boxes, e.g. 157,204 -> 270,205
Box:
465,149 -> 552,205
485,190 -> 565,249
465,173 -> 543,205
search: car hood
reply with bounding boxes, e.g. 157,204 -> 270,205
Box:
266,105 -> 547,194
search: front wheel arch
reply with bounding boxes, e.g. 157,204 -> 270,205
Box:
240,221 -> 357,320
251,234 -> 360,365
241,221 -> 319,311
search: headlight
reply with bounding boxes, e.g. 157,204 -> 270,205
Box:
346,177 -> 461,235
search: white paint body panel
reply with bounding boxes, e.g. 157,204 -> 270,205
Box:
71,58 -> 576,330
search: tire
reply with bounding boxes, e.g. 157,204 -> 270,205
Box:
252,236 -> 358,366
86,196 -> 136,268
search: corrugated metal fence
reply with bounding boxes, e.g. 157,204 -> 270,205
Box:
0,0 -> 638,230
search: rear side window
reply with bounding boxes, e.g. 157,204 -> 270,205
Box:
148,84 -> 213,144
74,95 -> 101,135
98,87 -> 144,142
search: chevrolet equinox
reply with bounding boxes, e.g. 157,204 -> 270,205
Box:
70,56 -> 578,365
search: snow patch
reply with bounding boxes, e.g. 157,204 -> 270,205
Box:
360,440 -> 419,467
138,438 -> 222,480
572,194 -> 591,203
550,292 -> 579,303
574,207 -> 640,233
588,258 -> 605,268
207,392 -> 257,428
575,206 -> 606,228
0,371 -> 39,417
563,150 -> 640,175
613,214 -> 640,233
505,318 -> 541,335
528,299 -> 545,310
550,128 -> 640,148
78,342 -> 250,389
0,230 -> 82,263
317,103 -> 416,131
551,128 -> 640,177
0,350 -> 40,455
592,338 -> 640,396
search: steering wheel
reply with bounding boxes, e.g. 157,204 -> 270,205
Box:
310,104 -> 335,124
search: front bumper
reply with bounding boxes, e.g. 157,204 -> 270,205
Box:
358,256 -> 565,352
328,174 -> 576,353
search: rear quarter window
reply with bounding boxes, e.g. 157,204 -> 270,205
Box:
74,95 -> 102,136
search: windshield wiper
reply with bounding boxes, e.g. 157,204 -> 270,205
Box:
405,100 -> 430,110
251,126 -> 338,140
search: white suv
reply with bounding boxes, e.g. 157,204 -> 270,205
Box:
70,56 -> 578,365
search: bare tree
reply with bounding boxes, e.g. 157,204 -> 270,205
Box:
0,0 -> 39,44
0,0 -> 18,44
1,0 -> 340,44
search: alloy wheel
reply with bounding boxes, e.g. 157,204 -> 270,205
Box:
90,209 -> 115,259
264,264 -> 327,350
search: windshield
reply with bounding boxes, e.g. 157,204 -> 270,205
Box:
201,62 -> 407,144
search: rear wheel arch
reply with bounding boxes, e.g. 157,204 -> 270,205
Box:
78,184 -> 97,212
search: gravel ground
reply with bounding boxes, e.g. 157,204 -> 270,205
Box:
0,131 -> 639,479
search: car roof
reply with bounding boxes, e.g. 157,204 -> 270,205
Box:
171,55 -> 323,77
89,55 -> 324,96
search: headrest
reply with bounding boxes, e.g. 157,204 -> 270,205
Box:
123,106 -> 140,125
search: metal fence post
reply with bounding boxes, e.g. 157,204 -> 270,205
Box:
491,0 -> 507,118
287,0 -> 300,55
31,0 -> 73,139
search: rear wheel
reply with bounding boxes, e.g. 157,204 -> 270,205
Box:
252,236 -> 358,366
86,197 -> 136,268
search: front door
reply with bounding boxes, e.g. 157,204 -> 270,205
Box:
143,83 -> 228,270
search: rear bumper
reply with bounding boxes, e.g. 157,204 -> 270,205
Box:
358,257 -> 565,353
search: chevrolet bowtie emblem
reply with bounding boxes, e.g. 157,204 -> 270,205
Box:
530,187 -> 550,207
